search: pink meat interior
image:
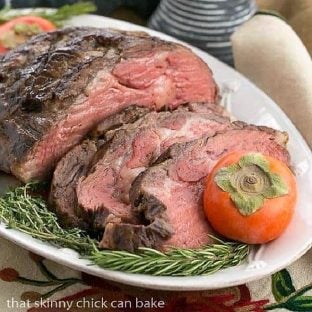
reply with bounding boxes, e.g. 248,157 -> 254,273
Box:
13,48 -> 218,181
76,112 -> 231,223
141,128 -> 290,249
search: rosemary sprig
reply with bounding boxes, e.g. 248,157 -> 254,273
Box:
89,238 -> 249,276
0,2 -> 97,27
0,183 -> 96,254
0,183 -> 249,276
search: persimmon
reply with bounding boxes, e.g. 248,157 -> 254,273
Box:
203,152 -> 297,244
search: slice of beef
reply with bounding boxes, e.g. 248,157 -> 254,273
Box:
90,103 -> 227,143
49,140 -> 97,229
74,104 -> 232,247
0,27 -> 219,182
101,214 -> 173,251
50,103 -> 229,229
90,105 -> 150,141
185,102 -> 229,117
113,123 -> 290,251
49,105 -> 149,229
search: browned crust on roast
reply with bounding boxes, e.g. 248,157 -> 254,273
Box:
98,164 -> 174,251
130,170 -> 169,218
232,121 -> 289,146
155,121 -> 290,165
49,140 -> 97,229
90,105 -> 150,141
49,105 -> 152,229
0,27 -> 218,179
100,215 -> 173,252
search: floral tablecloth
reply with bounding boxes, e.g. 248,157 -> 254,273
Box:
0,236 -> 312,311
1,1 -> 312,311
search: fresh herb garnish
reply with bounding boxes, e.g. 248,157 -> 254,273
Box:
0,183 -> 96,254
0,2 -> 97,27
0,183 -> 249,276
89,239 -> 249,276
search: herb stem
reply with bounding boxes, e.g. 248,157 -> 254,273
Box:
0,183 -> 249,277
0,183 -> 97,254
265,281 -> 312,310
37,261 -> 57,281
40,280 -> 80,300
89,239 -> 249,276
17,277 -> 63,287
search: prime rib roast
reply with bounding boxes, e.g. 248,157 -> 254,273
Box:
77,103 -> 230,222
0,27 -> 291,251
0,27 -> 218,182
50,103 -> 231,235
51,105 -> 289,251
129,124 -> 289,250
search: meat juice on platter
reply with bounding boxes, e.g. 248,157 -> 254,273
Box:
0,27 -> 294,259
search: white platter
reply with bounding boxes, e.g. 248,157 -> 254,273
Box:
0,14 -> 312,291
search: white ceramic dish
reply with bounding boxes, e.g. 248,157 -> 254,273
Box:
0,14 -> 311,291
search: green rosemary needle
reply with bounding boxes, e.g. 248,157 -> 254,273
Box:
0,183 -> 249,276
89,238 -> 249,276
0,183 -> 96,254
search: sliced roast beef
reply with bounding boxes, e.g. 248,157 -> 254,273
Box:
75,104 -> 232,236
49,140 -> 97,229
109,123 -> 290,251
101,215 -> 173,251
50,105 -> 149,229
50,103 -> 229,230
0,27 -> 219,182
90,105 -> 150,140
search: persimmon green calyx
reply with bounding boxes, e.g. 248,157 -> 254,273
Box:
214,153 -> 288,216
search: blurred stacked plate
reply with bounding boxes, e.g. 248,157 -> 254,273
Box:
148,0 -> 257,65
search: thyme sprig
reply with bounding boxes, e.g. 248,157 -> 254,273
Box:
89,238 -> 249,276
0,183 -> 249,276
0,183 -> 96,254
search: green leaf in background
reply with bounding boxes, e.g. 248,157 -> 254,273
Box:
39,2 -> 97,27
0,2 -> 97,26
272,269 -> 296,302
266,270 -> 312,311
284,295 -> 312,311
